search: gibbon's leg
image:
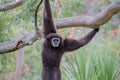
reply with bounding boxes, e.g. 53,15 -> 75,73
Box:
52,67 -> 61,80
42,67 -> 52,80
64,28 -> 99,52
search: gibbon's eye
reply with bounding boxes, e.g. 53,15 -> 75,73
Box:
51,37 -> 60,47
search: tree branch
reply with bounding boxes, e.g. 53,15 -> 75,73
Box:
0,31 -> 39,54
0,1 -> 120,54
55,1 -> 120,29
0,0 -> 23,12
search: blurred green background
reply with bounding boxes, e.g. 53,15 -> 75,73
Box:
0,0 -> 120,80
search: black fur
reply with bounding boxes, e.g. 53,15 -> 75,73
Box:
35,0 -> 99,80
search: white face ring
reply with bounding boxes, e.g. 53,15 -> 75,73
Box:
51,38 -> 60,47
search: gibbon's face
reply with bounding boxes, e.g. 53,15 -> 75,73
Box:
46,33 -> 62,48
51,37 -> 60,47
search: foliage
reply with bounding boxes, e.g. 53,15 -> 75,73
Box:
62,39 -> 120,80
0,0 -> 120,80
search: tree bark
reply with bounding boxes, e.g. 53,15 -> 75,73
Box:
0,0 -> 23,12
14,48 -> 24,80
0,1 -> 120,54
55,1 -> 120,28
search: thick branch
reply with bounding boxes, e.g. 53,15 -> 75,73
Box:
0,31 -> 39,54
0,1 -> 120,54
0,0 -> 23,12
55,1 -> 120,29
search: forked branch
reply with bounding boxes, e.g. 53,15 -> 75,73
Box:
0,1 -> 120,54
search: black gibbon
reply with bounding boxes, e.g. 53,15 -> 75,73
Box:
34,0 -> 99,80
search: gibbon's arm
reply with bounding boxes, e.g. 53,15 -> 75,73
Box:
64,29 -> 99,52
43,0 -> 57,37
